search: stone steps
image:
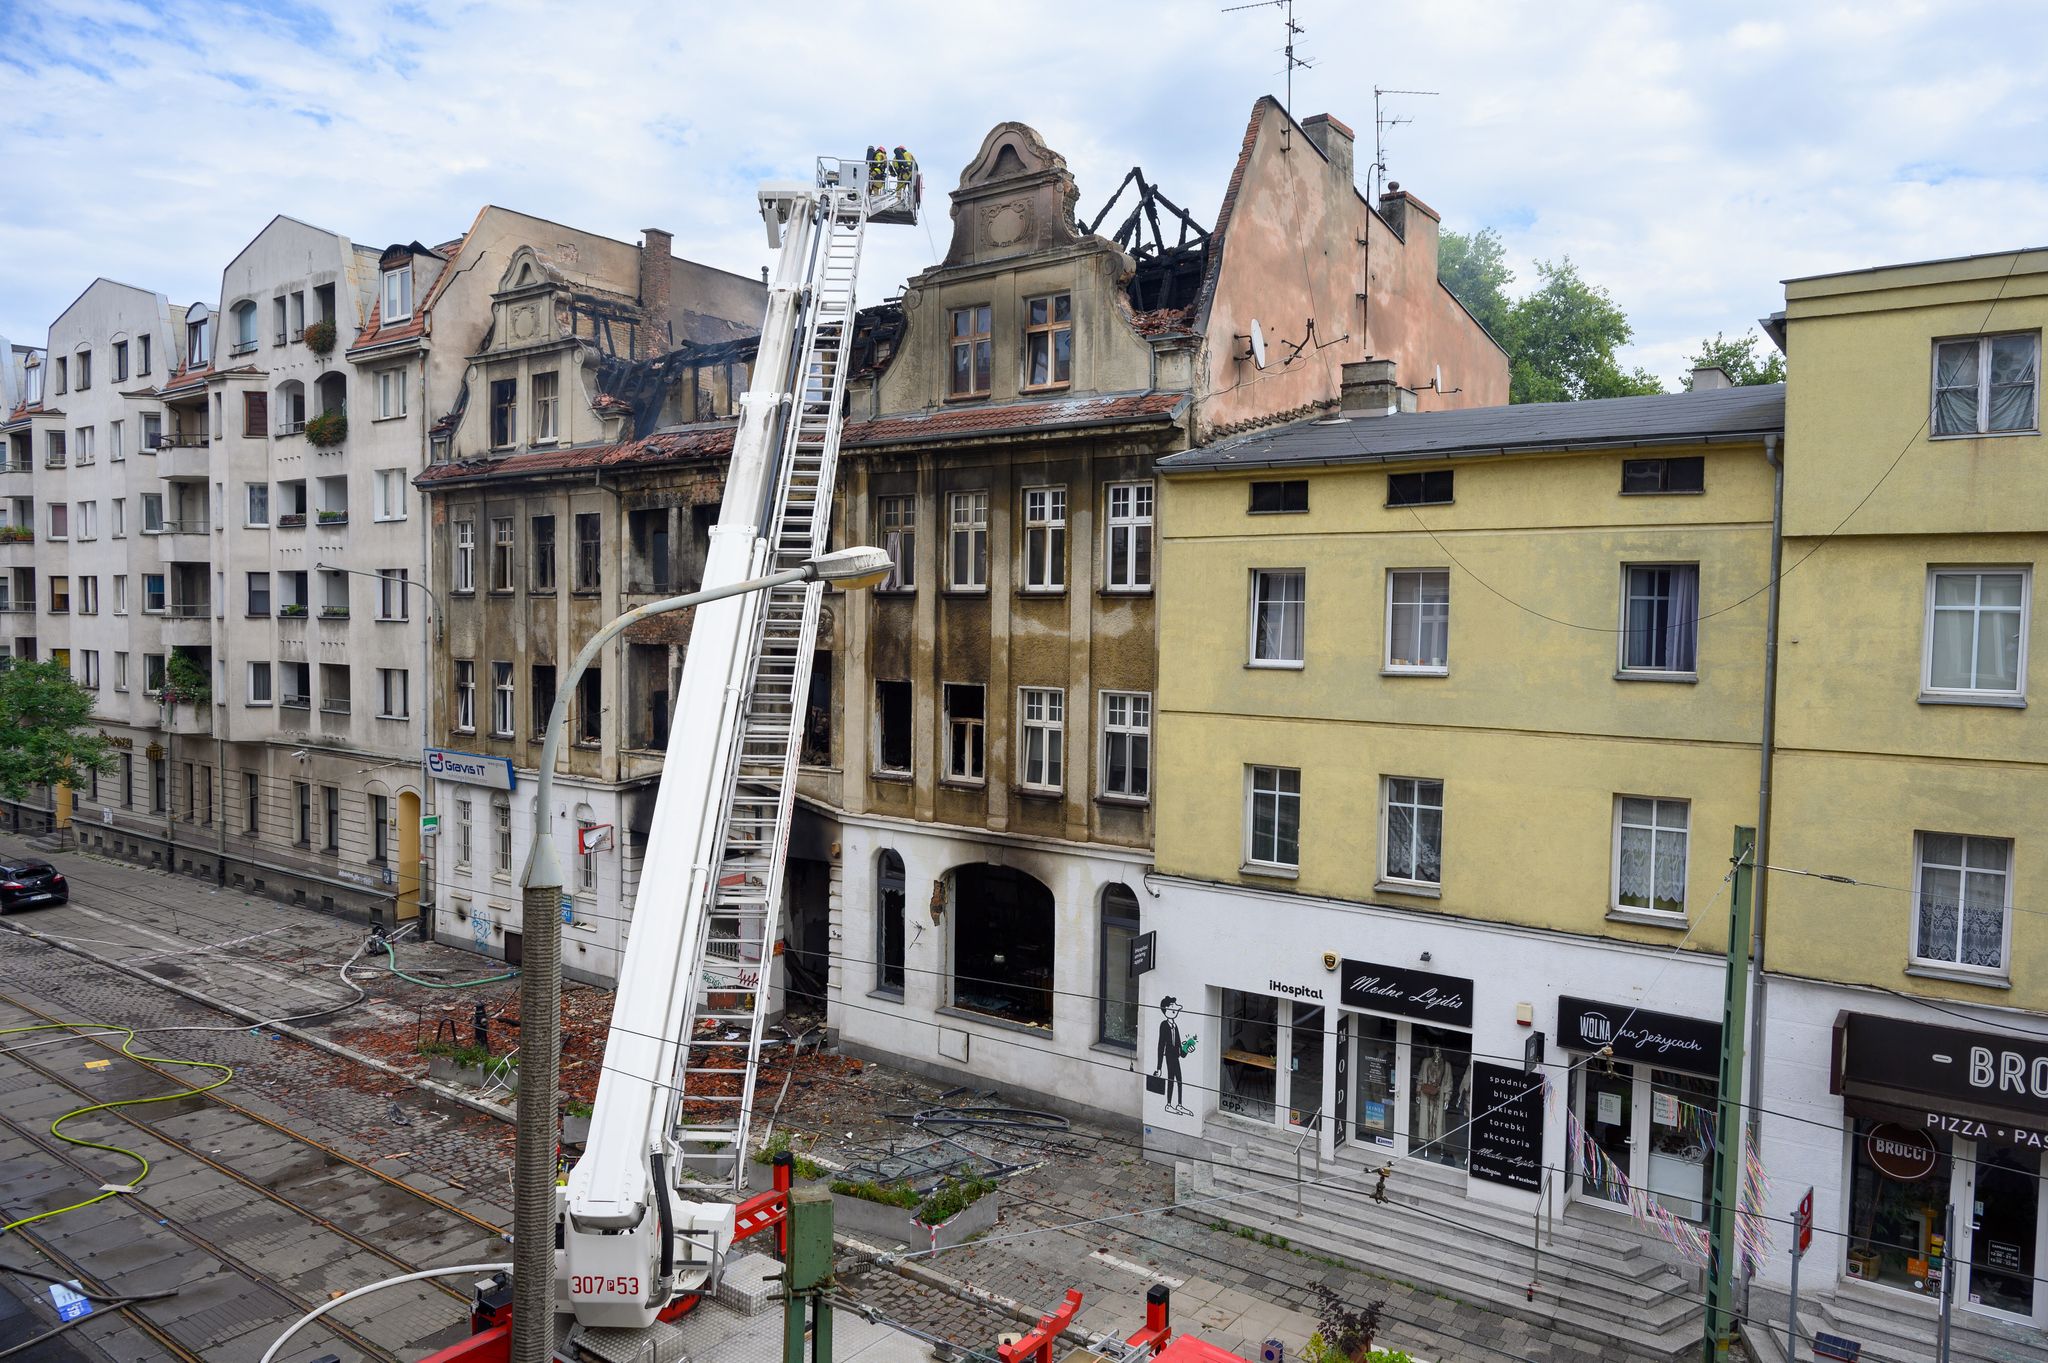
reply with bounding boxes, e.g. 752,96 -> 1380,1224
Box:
1741,1280 -> 2043,1363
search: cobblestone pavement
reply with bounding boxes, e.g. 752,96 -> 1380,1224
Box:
2,842 -> 1660,1363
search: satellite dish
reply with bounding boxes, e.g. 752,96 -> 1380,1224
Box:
1249,319 -> 1269,370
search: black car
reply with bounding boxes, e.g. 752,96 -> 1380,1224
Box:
0,858 -> 67,912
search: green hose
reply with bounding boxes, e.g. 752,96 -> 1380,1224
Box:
377,939 -> 517,989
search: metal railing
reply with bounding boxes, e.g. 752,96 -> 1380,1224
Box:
43,454 -> 65,469
166,602 -> 212,618
159,518 -> 210,535
276,420 -> 306,436
282,693 -> 311,709
320,697 -> 351,715
277,512 -> 307,528
1291,1107 -> 1323,1212
158,432 -> 209,449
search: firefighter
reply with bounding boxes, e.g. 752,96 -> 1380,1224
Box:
867,144 -> 888,192
890,145 -> 917,194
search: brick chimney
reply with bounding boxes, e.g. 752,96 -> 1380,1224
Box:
639,227 -> 673,353
1341,359 -> 1418,416
1301,113 -> 1355,191
1376,181 -> 1442,275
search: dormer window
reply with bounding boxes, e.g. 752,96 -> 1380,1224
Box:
187,314 -> 210,367
382,265 -> 414,322
949,306 -> 991,398
1023,294 -> 1072,390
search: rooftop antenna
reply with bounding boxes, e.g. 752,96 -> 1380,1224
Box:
1373,85 -> 1437,199
1223,0 -> 1315,126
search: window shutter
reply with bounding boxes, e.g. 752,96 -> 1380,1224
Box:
244,391 -> 269,437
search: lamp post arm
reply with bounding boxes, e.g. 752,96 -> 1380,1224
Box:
312,561 -> 444,643
519,564 -> 813,893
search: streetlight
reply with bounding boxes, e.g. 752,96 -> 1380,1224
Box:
509,544 -> 890,1356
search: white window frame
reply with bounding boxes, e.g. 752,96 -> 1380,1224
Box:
1611,795 -> 1689,918
373,468 -> 407,522
247,661 -> 273,706
1245,765 -> 1301,871
492,660 -> 515,737
1021,486 -> 1067,592
453,519 -> 475,592
245,482 -> 269,527
375,368 -> 408,420
1017,686 -> 1065,791
1930,332 -> 2039,438
455,660 -> 476,733
455,797 -> 473,869
491,518 -> 515,592
1105,481 -> 1154,592
113,576 -> 128,615
79,650 -> 99,690
382,265 -> 414,322
1911,831 -> 2013,976
943,683 -> 985,784
877,495 -> 916,592
114,652 -> 129,692
1249,569 -> 1306,668
948,490 -> 989,591
1385,568 -> 1450,674
493,795 -> 512,876
1380,776 -> 1444,889
76,501 -> 97,541
1099,690 -> 1151,802
109,420 -> 123,461
1921,567 -> 2029,702
379,667 -> 410,720
112,499 -> 125,538
377,568 -> 410,621
533,371 -> 559,443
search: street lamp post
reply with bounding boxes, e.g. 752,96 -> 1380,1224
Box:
510,546 -> 890,1361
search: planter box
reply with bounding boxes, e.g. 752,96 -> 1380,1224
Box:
824,1186 -> 999,1249
425,1054 -> 520,1091
562,1114 -> 591,1145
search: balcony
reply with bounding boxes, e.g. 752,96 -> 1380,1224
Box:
155,519 -> 211,558
275,420 -> 306,437
155,431 -> 209,450
162,602 -> 214,644
278,603 -> 309,620
0,602 -> 33,616
156,443 -> 210,479
0,529 -> 31,557
281,692 -> 311,710
160,698 -> 213,736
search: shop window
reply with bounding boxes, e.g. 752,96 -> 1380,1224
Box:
948,864 -> 1053,1028
1219,990 -> 1279,1123
1968,1143 -> 2040,1317
1097,886 -> 1139,1049
876,850 -> 905,995
1646,1069 -> 1716,1221
1289,1005 -> 1324,1129
1349,1015 -> 1398,1146
1408,1024 -> 1472,1169
1847,1117 -> 1954,1294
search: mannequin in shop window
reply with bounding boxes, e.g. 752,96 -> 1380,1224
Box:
1414,1045 -> 1471,1147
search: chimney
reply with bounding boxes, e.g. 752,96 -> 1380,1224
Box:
639,227 -> 673,352
1341,359 -> 1417,416
1301,113 -> 1355,191
1376,181 -> 1442,274
1690,365 -> 1732,391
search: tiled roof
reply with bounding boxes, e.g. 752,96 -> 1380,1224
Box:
348,299 -> 424,354
155,364 -> 214,396
1159,384 -> 1787,472
1129,306 -> 1197,338
592,394 -> 632,416
415,424 -> 738,485
843,390 -> 1188,449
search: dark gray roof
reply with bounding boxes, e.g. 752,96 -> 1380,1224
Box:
1160,384 -> 1785,473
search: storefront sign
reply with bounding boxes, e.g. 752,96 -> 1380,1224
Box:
1836,1012 -> 2048,1122
425,748 -> 516,791
1339,959 -> 1472,1028
1129,931 -> 1156,977
1468,1062 -> 1544,1191
1863,1122 -> 1940,1182
1557,995 -> 1720,1077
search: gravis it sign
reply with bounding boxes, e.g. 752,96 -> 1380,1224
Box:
425,748 -> 516,791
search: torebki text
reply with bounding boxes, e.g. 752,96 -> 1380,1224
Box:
1925,1111 -> 2048,1150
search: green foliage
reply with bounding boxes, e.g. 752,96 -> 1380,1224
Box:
162,651 -> 211,706
753,1131 -> 827,1180
305,408 -> 347,447
829,1178 -> 922,1209
913,1176 -> 995,1227
1436,226 -> 1514,344
1685,330 -> 1785,387
419,1039 -> 518,1070
0,660 -> 116,801
1307,1285 -> 1384,1362
1305,1342 -> 1411,1363
303,318 -> 337,355
1438,233 -> 1664,404
562,1098 -> 594,1118
0,525 -> 31,544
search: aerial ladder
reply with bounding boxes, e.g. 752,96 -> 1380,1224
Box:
544,158 -> 916,1350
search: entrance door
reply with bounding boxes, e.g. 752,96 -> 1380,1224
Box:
1578,1061 -> 1635,1203
395,791 -> 421,923
1288,1004 -> 1324,1129
503,929 -> 524,968
1963,1143 -> 2040,1321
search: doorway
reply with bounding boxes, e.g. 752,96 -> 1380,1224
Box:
504,930 -> 524,968
1963,1143 -> 2041,1322
396,791 -> 421,923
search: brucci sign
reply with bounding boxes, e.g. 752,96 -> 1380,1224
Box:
425,748 -> 516,791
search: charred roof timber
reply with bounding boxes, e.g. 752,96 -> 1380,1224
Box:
593,332 -> 762,438
1086,167 -> 1211,312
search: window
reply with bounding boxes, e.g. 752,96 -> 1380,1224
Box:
454,797 -> 474,868
1924,568 -> 2028,699
876,849 -> 906,994
373,468 -> 406,521
49,503 -> 67,540
575,805 -> 598,892
321,662 -> 351,714
493,796 -> 512,874
143,573 -> 166,612
377,568 -> 409,621
282,660 -> 310,707
370,794 -> 390,865
109,421 -> 123,461
454,660 -> 476,732
246,572 -> 271,616
75,350 -> 91,390
574,513 -> 602,592
949,864 -> 1055,1026
113,340 -> 128,381
323,786 -> 340,852
949,305 -> 992,396
244,772 -> 259,832
489,378 -> 517,448
491,518 -> 515,591
187,314 -> 209,367
492,661 -> 514,736
45,431 -> 65,468
1023,293 -> 1072,388
138,334 -> 151,375
877,496 -> 915,591
376,369 -> 407,420
1382,777 -> 1444,887
141,413 -> 160,451
1614,797 -> 1688,916
241,391 -> 267,437
143,652 -> 166,696
291,783 -> 310,842
1099,691 -> 1151,800
533,372 -> 559,441
1621,457 -> 1704,494
53,357 -> 65,394
1022,487 -> 1066,592
1249,479 -> 1308,514
1932,333 -> 2038,436
1247,766 -> 1301,869
379,668 -> 410,719
1099,885 -> 1140,1048
79,650 -> 99,689
247,661 -> 273,705
943,684 -> 984,782
1620,564 -> 1699,674
948,490 -> 988,590
1914,832 -> 2010,973
453,519 -> 475,592
1387,469 -> 1454,506
1386,569 -> 1450,673
142,493 -> 163,533
1250,569 -> 1305,665
531,516 -> 557,592
532,664 -> 557,733
112,500 -> 125,538
1105,482 -> 1154,591
75,427 -> 96,466
114,652 -> 128,691
576,666 -> 602,744
76,502 -> 96,540
1018,687 -> 1064,790
231,301 -> 259,355
382,265 -> 413,322
245,482 -> 269,526
875,680 -> 912,774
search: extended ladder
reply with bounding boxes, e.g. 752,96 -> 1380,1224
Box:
669,175 -> 873,1186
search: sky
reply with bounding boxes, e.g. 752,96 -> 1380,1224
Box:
4,0 -> 2048,387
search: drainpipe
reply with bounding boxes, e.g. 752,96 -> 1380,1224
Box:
417,349 -> 435,930
1740,431 -> 1783,1317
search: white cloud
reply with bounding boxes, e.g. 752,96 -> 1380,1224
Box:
3,1 -> 2046,388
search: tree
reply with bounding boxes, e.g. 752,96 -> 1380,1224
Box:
1502,258 -> 1664,404
1436,226 -> 1514,344
1684,330 -> 1785,387
0,660 -> 115,802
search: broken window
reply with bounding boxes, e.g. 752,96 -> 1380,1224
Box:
533,372 -> 559,441
802,651 -> 832,766
491,518 -> 515,592
532,663 -> 557,735
875,679 -> 912,774
1023,294 -> 1072,388
531,515 -> 557,592
628,644 -> 671,750
575,513 -> 602,593
943,683 -> 984,783
877,495 -> 915,591
876,849 -> 906,994
629,508 -> 672,593
576,665 -> 603,745
950,864 -> 1055,1028
490,378 -> 517,449
949,306 -> 991,397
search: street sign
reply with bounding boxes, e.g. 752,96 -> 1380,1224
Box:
420,813 -> 441,837
561,898 -> 575,926
1129,930 -> 1157,977
1795,1187 -> 1814,1255
577,823 -> 614,855
1524,1029 -> 1546,1075
48,1281 -> 92,1323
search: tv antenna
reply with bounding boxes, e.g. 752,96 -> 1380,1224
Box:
1223,0 -> 1315,119
1373,85 -> 1437,199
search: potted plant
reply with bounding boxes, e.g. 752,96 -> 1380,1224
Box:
825,1175 -> 998,1249
419,1039 -> 519,1090
562,1098 -> 594,1145
0,526 -> 31,543
306,408 -> 347,447
304,317 -> 337,355
161,651 -> 212,707
317,507 -> 348,525
319,604 -> 349,619
1299,1288 -> 1389,1363
279,602 -> 308,617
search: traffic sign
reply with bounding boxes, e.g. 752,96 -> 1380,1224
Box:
1795,1187 -> 1814,1255
420,813 -> 441,837
48,1281 -> 92,1323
